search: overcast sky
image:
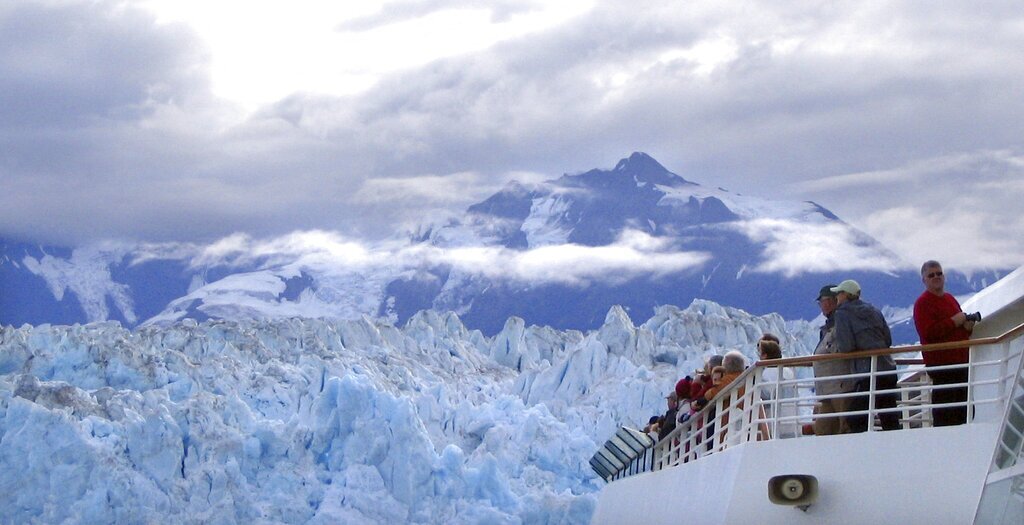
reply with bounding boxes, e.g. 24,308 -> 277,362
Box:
1,0 -> 1022,272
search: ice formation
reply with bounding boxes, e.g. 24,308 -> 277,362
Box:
0,300 -> 818,524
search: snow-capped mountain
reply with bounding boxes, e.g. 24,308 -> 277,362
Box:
0,300 -> 819,524
385,152 -> 926,334
0,153 -> 1005,341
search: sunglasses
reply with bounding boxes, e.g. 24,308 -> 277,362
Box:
926,271 -> 943,278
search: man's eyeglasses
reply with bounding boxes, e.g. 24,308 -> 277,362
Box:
926,271 -> 943,278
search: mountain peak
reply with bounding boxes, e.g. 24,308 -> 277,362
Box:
614,152 -> 663,172
603,152 -> 693,187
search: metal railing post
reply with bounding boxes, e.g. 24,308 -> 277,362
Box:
967,345 -> 977,424
712,396 -> 724,452
771,367 -> 781,439
998,341 -> 1011,402
742,374 -> 754,444
868,356 -> 877,432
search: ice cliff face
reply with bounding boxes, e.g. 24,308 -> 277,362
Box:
0,301 -> 818,524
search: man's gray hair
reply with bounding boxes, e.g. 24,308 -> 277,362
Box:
723,351 -> 746,373
921,260 -> 942,275
705,354 -> 724,373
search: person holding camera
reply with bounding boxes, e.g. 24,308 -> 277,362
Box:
913,260 -> 977,426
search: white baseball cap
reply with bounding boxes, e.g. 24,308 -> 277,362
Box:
831,279 -> 861,296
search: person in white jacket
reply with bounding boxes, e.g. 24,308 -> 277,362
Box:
757,335 -> 799,438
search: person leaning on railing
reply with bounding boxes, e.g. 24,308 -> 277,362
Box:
642,415 -> 662,440
913,260 -> 975,426
701,351 -> 747,445
832,280 -> 900,432
657,391 -> 680,441
757,336 -> 799,438
812,284 -> 855,435
690,355 -> 723,401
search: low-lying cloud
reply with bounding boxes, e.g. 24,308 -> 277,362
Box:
794,149 -> 1024,272
170,229 -> 709,287
427,229 -> 709,285
734,219 -> 906,277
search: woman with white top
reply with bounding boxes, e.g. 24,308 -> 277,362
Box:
757,335 -> 800,439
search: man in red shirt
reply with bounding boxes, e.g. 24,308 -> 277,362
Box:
913,260 -> 976,426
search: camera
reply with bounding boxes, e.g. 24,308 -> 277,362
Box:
965,312 -> 982,323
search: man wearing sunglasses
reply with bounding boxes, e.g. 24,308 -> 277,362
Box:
913,260 -> 975,426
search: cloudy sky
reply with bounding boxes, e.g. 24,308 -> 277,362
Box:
2,0 -> 1022,273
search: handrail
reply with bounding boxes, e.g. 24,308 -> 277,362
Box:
640,319 -> 1024,476
692,322 -> 1024,436
755,321 -> 1024,368
701,361 -> 761,407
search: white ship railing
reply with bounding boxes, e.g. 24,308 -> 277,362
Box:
642,321 -> 1024,473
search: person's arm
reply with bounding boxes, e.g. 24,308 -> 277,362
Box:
833,309 -> 855,353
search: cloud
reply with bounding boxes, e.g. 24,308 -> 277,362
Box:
189,231 -> 380,270
794,149 -> 1024,271
733,218 -> 906,277
795,151 -> 1023,193
173,229 -> 709,287
863,207 -> 1024,272
336,0 -> 552,31
432,229 -> 709,285
352,171 -> 497,205
1,0 -> 1023,281
0,1 -> 210,128
268,0 -> 1024,210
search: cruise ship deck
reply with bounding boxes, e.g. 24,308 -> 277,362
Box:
591,267 -> 1024,524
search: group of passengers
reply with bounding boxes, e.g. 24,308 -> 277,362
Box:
812,260 -> 974,433
643,346 -> 769,445
645,259 -> 976,443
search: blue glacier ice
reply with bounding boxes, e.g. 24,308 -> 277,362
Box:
0,301 -> 818,524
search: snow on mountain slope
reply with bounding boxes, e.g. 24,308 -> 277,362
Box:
21,244 -> 138,324
381,152 -> 930,335
144,266 -> 396,327
0,301 -> 818,524
5,153 -> 1005,337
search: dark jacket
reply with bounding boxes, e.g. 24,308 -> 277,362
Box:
833,298 -> 895,374
658,408 -> 678,441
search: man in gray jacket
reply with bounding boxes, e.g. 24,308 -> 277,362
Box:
812,285 -> 854,435
832,280 -> 900,432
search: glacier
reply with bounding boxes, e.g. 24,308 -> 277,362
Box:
0,300 -> 819,524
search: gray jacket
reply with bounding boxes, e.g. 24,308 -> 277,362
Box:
833,299 -> 895,375
813,318 -> 854,395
